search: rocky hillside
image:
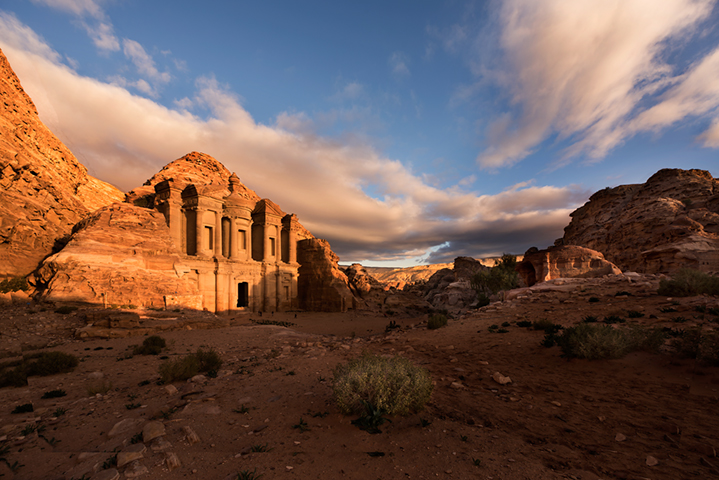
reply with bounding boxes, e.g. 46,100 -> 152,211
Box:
562,168 -> 719,274
0,48 -> 123,279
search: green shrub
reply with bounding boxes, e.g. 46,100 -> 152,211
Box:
554,323 -> 665,360
470,254 -> 519,301
602,315 -> 625,324
11,403 -> 33,414
658,269 -> 719,297
626,310 -> 645,318
517,320 -> 532,328
41,389 -> 67,399
533,319 -> 561,334
333,353 -> 432,417
670,328 -> 719,365
24,352 -> 78,376
133,336 -> 166,355
0,277 -> 28,293
476,293 -> 490,308
427,314 -> 447,330
159,348 -> 223,383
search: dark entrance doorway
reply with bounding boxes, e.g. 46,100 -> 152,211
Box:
237,282 -> 249,308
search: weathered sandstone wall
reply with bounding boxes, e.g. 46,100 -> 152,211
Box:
562,168 -> 719,274
0,48 -> 123,278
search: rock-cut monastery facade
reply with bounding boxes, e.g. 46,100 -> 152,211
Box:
151,172 -> 310,313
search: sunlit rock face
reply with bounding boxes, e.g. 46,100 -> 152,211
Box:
297,238 -> 356,312
0,48 -> 123,278
516,245 -> 621,287
35,203 -> 200,308
562,169 -> 719,274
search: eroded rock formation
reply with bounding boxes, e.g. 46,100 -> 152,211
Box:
34,203 -> 200,309
562,169 -> 719,274
0,48 -> 123,278
424,257 -> 488,311
516,245 -> 621,287
297,239 -> 355,312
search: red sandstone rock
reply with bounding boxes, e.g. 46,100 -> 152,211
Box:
297,239 -> 355,312
0,48 -> 123,278
35,203 -> 200,308
516,245 -> 621,287
562,168 -> 719,274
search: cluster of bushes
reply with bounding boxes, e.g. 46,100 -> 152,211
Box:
470,254 -> 519,307
0,352 -> 79,388
658,269 -> 719,297
670,328 -> 719,365
427,314 -> 447,330
159,348 -> 223,383
547,323 -> 665,360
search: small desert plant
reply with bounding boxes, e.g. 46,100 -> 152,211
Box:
133,336 -> 166,355
588,297 -> 600,303
626,310 -> 645,318
11,403 -> 33,414
24,352 -> 79,376
476,292 -> 490,308
250,443 -> 273,453
350,400 -> 392,434
333,353 -> 433,418
554,323 -> 665,360
159,348 -> 222,383
660,306 -> 678,313
41,389 -> 67,399
581,315 -> 598,323
517,320 -> 532,328
427,314 -> 447,330
602,315 -> 625,324
671,316 -> 688,323
533,319 -> 562,334
53,407 -> 66,417
0,277 -> 28,293
54,306 -> 78,315
292,417 -> 309,433
236,469 -> 263,480
670,328 -> 719,365
658,268 -> 719,297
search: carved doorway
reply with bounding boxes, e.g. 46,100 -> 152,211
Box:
237,282 -> 249,308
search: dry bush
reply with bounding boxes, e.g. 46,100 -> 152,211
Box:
333,353 -> 432,417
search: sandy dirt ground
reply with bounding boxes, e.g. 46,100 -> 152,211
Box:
1,276 -> 719,480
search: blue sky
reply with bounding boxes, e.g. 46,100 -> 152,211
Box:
1,0 -> 718,266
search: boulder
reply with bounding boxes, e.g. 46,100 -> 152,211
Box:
562,168 -> 719,274
34,203 -> 199,309
0,48 -> 123,279
516,245 -> 621,287
297,239 -> 356,312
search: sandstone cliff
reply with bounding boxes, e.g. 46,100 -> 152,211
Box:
35,203 -> 200,308
562,169 -> 719,274
0,48 -> 123,278
297,239 -> 355,312
516,245 -> 621,287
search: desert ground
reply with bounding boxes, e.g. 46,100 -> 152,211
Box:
1,274 -> 719,480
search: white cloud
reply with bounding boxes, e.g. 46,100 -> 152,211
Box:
122,39 -> 171,84
389,52 -> 410,77
330,81 -> 364,102
32,0 -> 119,52
0,17 -> 587,263
84,20 -> 119,51
477,0 -> 717,170
699,117 -> 719,147
31,0 -> 104,18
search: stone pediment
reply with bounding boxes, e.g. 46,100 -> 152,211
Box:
253,198 -> 285,217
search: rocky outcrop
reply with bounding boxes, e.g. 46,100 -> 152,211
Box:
344,263 -> 382,297
297,239 -> 356,312
516,245 -> 621,287
423,257 -> 489,311
0,48 -> 123,279
562,169 -> 719,274
34,203 -> 200,309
